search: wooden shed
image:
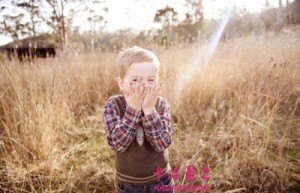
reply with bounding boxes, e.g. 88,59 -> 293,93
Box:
0,34 -> 58,61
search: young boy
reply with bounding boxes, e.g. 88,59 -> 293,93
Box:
102,46 -> 175,193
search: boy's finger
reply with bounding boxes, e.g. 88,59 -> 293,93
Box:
152,81 -> 157,89
134,77 -> 140,92
134,81 -> 141,91
156,81 -> 163,92
126,85 -> 133,94
128,82 -> 134,93
139,83 -> 145,96
128,87 -> 134,94
154,82 -> 160,93
143,87 -> 147,98
145,87 -> 150,97
150,83 -> 156,94
137,76 -> 142,83
159,81 -> 163,87
132,82 -> 137,93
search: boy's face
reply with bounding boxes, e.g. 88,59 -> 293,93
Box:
117,62 -> 158,93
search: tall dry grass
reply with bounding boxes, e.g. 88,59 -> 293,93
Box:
0,28 -> 299,193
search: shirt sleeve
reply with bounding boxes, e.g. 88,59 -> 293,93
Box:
142,97 -> 172,152
102,97 -> 142,152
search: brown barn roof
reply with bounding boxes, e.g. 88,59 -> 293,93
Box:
0,34 -> 57,49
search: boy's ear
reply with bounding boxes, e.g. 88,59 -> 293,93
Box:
116,77 -> 123,91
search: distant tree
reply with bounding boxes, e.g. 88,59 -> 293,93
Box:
1,0 -> 107,51
154,6 -> 178,27
44,0 -> 107,51
276,0 -> 284,29
16,0 -> 42,38
223,6 -> 252,38
291,0 -> 300,24
44,0 -> 72,51
179,0 -> 204,42
286,0 -> 290,24
0,13 -> 26,40
0,1 -> 29,40
184,0 -> 203,26
154,6 -> 178,46
163,0 -> 205,44
0,0 -> 70,47
85,2 -> 108,50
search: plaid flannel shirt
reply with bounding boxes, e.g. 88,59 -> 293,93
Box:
102,95 -> 172,152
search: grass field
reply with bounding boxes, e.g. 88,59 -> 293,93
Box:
0,26 -> 299,193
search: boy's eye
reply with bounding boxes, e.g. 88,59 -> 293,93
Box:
132,79 -> 137,82
148,80 -> 155,82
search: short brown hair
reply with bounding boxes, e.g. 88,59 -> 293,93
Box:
118,46 -> 160,79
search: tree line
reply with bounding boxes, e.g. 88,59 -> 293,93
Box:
1,0 -> 299,52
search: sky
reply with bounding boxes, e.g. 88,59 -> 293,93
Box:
74,0 -> 280,32
0,0 -> 281,46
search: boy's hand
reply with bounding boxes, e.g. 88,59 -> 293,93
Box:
142,81 -> 162,116
123,77 -> 146,110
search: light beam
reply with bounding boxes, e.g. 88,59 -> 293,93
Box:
173,0 -> 236,101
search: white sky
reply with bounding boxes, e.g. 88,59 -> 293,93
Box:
74,0 -> 280,32
0,0 -> 281,46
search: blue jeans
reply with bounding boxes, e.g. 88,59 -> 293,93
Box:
117,176 -> 176,193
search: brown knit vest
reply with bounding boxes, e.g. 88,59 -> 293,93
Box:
111,95 -> 170,186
